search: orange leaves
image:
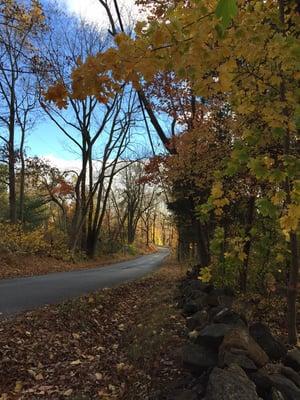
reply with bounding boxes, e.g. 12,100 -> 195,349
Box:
45,52 -> 121,107
44,59 -> 113,107
71,60 -> 114,104
44,82 -> 68,109
51,179 -> 74,197
1,0 -> 45,32
164,122 -> 231,193
143,155 -> 167,185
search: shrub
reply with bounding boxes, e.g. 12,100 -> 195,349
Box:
0,223 -> 73,261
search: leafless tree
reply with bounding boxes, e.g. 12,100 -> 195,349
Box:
39,10 -> 140,256
0,1 -> 44,222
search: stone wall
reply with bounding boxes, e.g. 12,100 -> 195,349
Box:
169,268 -> 300,400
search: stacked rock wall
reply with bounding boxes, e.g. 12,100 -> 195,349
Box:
170,269 -> 300,400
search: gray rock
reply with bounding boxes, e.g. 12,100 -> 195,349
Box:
204,364 -> 261,400
248,370 -> 272,398
206,292 -> 220,307
182,343 -> 218,375
172,390 -> 198,400
189,290 -> 208,301
270,373 -> 300,400
249,323 -> 287,361
220,327 -> 269,368
187,309 -> 209,330
219,349 -> 257,371
281,366 -> 300,388
183,301 -> 199,316
191,382 -> 205,397
272,388 -> 286,400
208,306 -> 225,320
284,348 -> 300,372
183,294 -> 207,316
213,308 -> 247,326
195,323 -> 234,348
189,280 -> 207,291
205,289 -> 234,308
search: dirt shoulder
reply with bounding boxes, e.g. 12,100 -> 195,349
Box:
0,259 -> 187,399
0,244 -> 157,280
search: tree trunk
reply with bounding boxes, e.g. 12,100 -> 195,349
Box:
8,117 -> 16,223
196,220 -> 210,266
239,195 -> 256,292
287,231 -> 299,345
19,128 -> 26,224
86,229 -> 98,258
152,213 -> 156,244
80,142 -> 87,251
177,224 -> 190,261
128,224 -> 135,244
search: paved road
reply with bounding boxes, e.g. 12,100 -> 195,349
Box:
0,248 -> 169,316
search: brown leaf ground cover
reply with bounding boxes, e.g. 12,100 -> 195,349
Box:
0,260 -> 187,399
0,244 -> 157,280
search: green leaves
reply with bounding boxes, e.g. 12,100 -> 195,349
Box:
216,0 -> 238,30
256,198 -> 277,219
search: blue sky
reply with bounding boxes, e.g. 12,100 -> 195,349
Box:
28,123 -> 72,159
25,0 -> 144,169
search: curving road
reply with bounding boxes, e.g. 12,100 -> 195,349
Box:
0,248 -> 169,316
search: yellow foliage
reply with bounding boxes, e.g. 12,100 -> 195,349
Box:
280,204 -> 300,234
44,82 -> 68,109
213,197 -> 230,208
198,266 -> 212,283
211,181 -> 223,199
218,59 -> 236,91
271,191 -> 286,206
0,223 -> 72,261
42,0 -> 299,249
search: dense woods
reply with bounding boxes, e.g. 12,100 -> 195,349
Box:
0,0 -> 299,347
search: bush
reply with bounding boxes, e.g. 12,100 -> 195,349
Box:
126,244 -> 138,255
0,223 -> 73,261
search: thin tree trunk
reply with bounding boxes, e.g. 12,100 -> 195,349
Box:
8,87 -> 16,224
196,220 -> 210,266
287,232 -> 299,344
239,195 -> 256,292
19,127 -> 26,224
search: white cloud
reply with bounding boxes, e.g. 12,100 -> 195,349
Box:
58,0 -> 142,28
43,154 -> 82,171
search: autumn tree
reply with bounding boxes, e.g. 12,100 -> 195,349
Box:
0,0 -> 44,223
39,10 -> 141,257
120,161 -> 156,245
44,0 -> 300,342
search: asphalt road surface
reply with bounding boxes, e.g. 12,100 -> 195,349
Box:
0,248 -> 169,316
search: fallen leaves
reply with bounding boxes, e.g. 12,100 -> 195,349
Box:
14,381 -> 23,393
63,388 -> 73,396
0,262 -> 186,399
70,359 -> 81,366
28,370 -> 44,381
95,372 -> 103,381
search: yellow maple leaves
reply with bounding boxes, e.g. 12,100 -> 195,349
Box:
41,0 -> 299,246
44,82 -> 68,109
198,266 -> 212,283
211,181 -> 223,198
218,59 -> 236,91
280,204 -> 300,235
211,181 -> 229,216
